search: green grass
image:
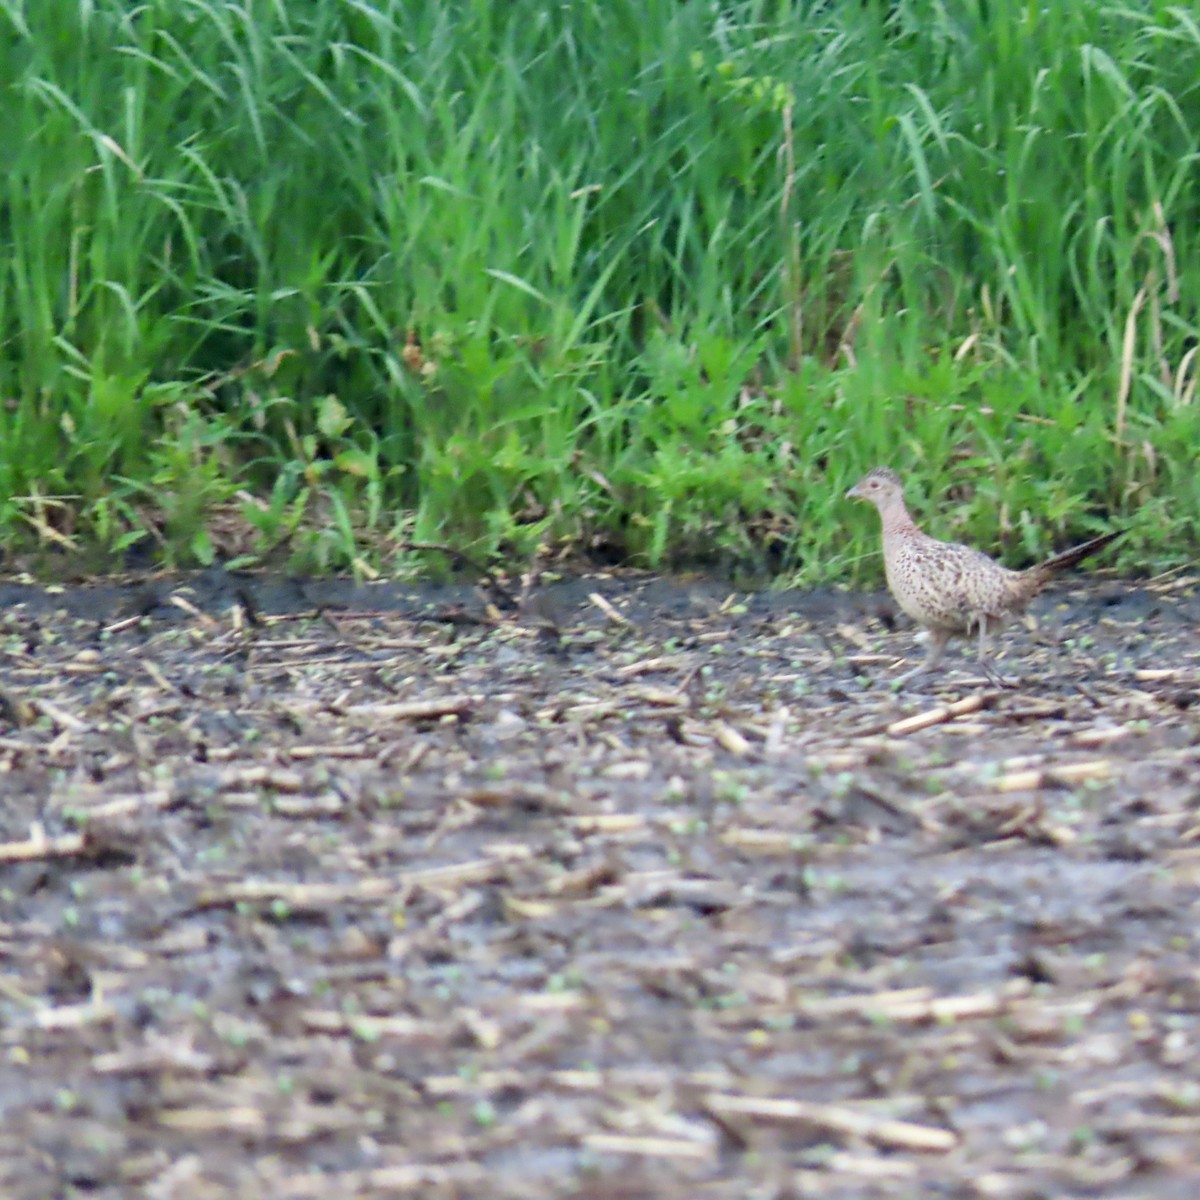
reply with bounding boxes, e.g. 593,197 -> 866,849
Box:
1,0 -> 1198,581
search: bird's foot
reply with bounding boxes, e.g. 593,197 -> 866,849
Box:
890,665 -> 930,691
981,664 -> 1018,690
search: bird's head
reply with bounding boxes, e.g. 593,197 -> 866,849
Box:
845,467 -> 905,510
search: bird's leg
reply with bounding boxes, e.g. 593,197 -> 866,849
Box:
976,613 -> 1016,689
893,628 -> 949,689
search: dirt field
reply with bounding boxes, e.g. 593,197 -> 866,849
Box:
0,567 -> 1198,1199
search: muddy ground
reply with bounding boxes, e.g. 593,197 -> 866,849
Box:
0,566 -> 1198,1199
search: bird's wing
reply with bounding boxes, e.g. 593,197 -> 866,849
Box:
889,537 -> 1012,626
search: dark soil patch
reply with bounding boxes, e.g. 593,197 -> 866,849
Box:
1,567 -> 1198,1198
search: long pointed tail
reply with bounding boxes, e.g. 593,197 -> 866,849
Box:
1010,529 -> 1120,608
1037,529 -> 1122,575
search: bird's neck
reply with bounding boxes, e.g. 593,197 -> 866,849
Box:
878,498 -> 919,536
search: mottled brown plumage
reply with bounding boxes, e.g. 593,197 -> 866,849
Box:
846,467 -> 1120,687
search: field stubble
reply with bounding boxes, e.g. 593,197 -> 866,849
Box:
0,568 -> 1197,1196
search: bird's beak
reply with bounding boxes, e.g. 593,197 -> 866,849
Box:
845,483 -> 862,500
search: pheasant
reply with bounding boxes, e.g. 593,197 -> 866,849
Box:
846,467 -> 1119,687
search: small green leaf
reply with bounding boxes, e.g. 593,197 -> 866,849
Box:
317,395 -> 351,438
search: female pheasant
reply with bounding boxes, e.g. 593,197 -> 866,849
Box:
846,467 -> 1119,687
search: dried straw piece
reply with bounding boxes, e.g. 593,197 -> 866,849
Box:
343,695 -> 474,721
589,591 -> 633,626
887,694 -> 989,737
581,1132 -> 717,1161
993,759 -> 1111,792
0,828 -> 86,863
702,1092 -> 958,1152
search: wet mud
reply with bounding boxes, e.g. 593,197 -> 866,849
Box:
0,567 -> 1197,1198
